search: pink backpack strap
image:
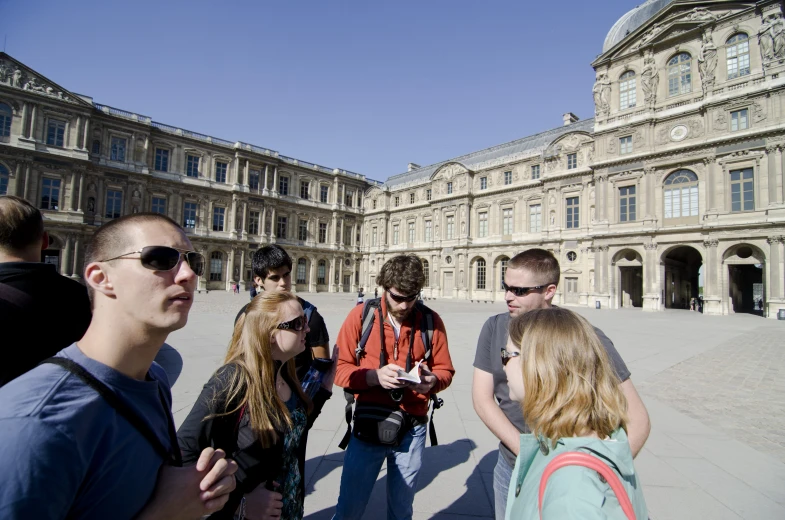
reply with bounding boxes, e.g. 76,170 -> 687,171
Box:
538,451 -> 636,520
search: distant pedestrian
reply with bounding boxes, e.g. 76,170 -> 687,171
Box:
250,284 -> 258,300
374,287 -> 378,299
357,287 -> 364,306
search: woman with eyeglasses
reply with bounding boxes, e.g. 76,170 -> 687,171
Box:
501,307 -> 647,520
178,290 -> 331,520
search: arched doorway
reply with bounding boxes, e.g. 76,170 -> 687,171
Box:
613,249 -> 643,308
662,246 -> 703,309
723,244 -> 765,315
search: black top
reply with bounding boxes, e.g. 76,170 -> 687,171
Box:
0,262 -> 92,387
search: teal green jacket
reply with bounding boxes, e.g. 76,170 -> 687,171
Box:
505,428 -> 648,519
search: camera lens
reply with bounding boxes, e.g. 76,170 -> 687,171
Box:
390,389 -> 404,402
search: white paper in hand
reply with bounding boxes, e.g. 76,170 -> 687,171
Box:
396,361 -> 421,384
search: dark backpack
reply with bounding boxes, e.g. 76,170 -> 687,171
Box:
338,298 -> 443,449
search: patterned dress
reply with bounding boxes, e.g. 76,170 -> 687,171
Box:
277,393 -> 307,520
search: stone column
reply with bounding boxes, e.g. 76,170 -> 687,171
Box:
272,166 -> 278,194
241,202 -> 248,238
76,172 -> 85,212
72,237 -> 82,279
338,257 -> 344,292
642,242 -> 659,311
21,102 -> 29,139
768,237 -> 782,300
703,239 -> 721,315
129,133 -> 136,162
243,159 -> 249,187
329,257 -> 336,292
270,207 -> 277,238
75,116 -> 82,149
23,164 -> 32,200
705,156 -> 718,211
83,119 -> 90,151
61,235 -> 73,276
227,249 -> 236,289
596,245 -> 610,307
69,172 -> 78,211
14,163 -> 22,197
230,196 -> 238,237
263,165 -> 269,194
261,205 -> 268,236
332,213 -> 338,244
769,146 -> 782,205
309,258 -> 317,292
239,249 -> 247,291
29,104 -> 38,141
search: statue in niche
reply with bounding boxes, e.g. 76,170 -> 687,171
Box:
698,28 -> 718,93
461,221 -> 466,235
592,73 -> 611,117
11,69 -> 22,88
641,56 -> 659,108
132,206 -> 139,214
590,272 -> 595,292
87,197 -> 95,214
550,211 -> 555,225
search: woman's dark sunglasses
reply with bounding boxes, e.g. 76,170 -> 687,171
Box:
277,315 -> 307,331
101,246 -> 205,276
501,282 -> 554,297
387,289 -> 418,303
501,348 -> 520,366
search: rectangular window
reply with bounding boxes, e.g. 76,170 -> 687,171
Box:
155,148 -> 169,172
394,196 -> 400,207
730,168 -> 754,212
619,186 -> 636,222
278,176 -> 289,195
110,137 -> 126,162
409,192 -> 415,204
319,222 -> 328,243
424,220 -> 432,242
296,260 -> 307,284
393,224 -> 399,245
320,185 -> 329,203
186,155 -> 200,178
408,221 -> 415,243
300,181 -> 309,199
345,225 -> 353,245
46,119 -> 66,147
183,202 -> 197,229
619,135 -> 633,155
480,177 -> 487,190
664,186 -> 698,218
212,207 -> 225,231
215,161 -> 227,183
503,208 -> 513,235
566,197 -> 579,229
504,171 -> 512,185
249,169 -> 260,190
531,165 -> 540,180
209,255 -> 223,281
105,189 -> 123,219
567,153 -> 577,170
446,182 -> 453,194
731,109 -> 749,131
0,107 -> 11,137
151,196 -> 166,215
0,174 -> 7,195
40,178 -> 61,210
478,211 -> 488,237
476,261 -> 486,290
276,216 -> 287,238
529,204 -> 542,232
446,215 -> 454,239
248,211 -> 260,235
345,191 -> 353,207
426,189 -> 432,201
299,219 -> 308,241
317,263 -> 326,284
371,226 -> 377,246
727,37 -> 750,79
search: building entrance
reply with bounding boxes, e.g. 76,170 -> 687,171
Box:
663,246 -> 702,309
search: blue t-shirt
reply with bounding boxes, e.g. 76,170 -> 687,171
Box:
0,344 -> 175,520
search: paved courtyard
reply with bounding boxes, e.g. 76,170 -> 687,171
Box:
162,291 -> 785,520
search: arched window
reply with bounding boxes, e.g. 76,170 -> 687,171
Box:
0,164 -> 9,195
726,33 -> 750,79
209,251 -> 223,281
476,258 -> 486,290
619,71 -> 636,110
499,257 -> 509,290
0,103 -> 12,137
668,53 -> 692,96
663,169 -> 699,222
317,260 -> 326,284
296,258 -> 307,284
422,259 -> 430,287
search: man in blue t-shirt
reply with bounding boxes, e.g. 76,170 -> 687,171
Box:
0,213 -> 238,520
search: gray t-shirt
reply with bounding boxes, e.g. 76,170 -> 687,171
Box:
473,311 -> 631,466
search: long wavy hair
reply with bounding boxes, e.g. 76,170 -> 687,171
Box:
508,307 -> 627,447
216,290 -> 312,448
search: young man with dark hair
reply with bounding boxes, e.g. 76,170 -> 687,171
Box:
471,248 -> 650,520
0,195 -> 91,386
0,212 -> 237,519
333,254 -> 455,520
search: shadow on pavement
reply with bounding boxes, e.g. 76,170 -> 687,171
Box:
154,342 -> 183,387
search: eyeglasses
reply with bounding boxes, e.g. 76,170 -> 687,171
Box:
101,246 -> 205,276
502,282 -> 554,297
501,348 -> 520,366
386,289 -> 418,303
277,315 -> 307,331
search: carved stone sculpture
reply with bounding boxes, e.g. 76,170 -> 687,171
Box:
698,29 -> 718,93
592,73 -> 611,117
687,7 -> 718,22
759,13 -> 785,65
11,69 -> 22,88
640,55 -> 659,108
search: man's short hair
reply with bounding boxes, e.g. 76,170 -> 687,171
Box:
507,248 -> 561,287
377,255 -> 425,296
0,196 -> 45,252
252,245 -> 292,280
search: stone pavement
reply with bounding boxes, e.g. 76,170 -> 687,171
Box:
164,291 -> 785,520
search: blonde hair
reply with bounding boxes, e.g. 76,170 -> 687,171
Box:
508,307 -> 627,446
215,291 -> 312,448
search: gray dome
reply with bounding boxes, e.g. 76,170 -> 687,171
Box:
603,0 -> 673,53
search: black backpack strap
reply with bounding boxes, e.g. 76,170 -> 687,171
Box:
40,357 -> 182,466
0,282 -> 34,309
414,302 -> 442,446
338,390 -> 355,450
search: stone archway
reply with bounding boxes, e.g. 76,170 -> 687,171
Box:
613,248 -> 643,308
723,244 -> 765,316
661,246 -> 703,310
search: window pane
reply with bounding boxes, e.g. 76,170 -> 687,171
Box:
664,190 -> 673,218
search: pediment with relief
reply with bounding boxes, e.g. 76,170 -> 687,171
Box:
0,53 -> 91,107
545,133 -> 592,157
432,162 -> 470,181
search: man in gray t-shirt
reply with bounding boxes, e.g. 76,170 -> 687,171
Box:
471,249 -> 650,520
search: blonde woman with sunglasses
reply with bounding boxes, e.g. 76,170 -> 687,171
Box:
178,291 -> 334,520
502,308 -> 648,519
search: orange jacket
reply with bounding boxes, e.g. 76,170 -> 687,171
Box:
334,296 -> 455,416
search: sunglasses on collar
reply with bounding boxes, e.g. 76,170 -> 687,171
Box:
501,282 -> 555,297
386,289 -> 418,303
101,246 -> 205,276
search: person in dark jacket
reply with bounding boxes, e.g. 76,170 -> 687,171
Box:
179,291 -> 335,520
0,196 -> 91,387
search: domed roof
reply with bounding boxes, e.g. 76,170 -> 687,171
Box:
603,0 -> 674,53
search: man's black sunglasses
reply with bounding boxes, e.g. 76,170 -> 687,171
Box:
101,246 -> 205,276
277,315 -> 307,331
501,348 -> 520,366
502,282 -> 555,297
386,289 -> 418,303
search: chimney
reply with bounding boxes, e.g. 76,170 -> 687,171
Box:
407,163 -> 421,172
563,112 -> 579,126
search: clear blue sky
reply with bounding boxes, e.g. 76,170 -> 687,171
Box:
1,0 -> 636,181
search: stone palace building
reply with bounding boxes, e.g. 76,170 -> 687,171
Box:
1,0 -> 784,317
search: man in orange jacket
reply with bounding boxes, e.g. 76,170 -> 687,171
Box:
333,255 -> 454,520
